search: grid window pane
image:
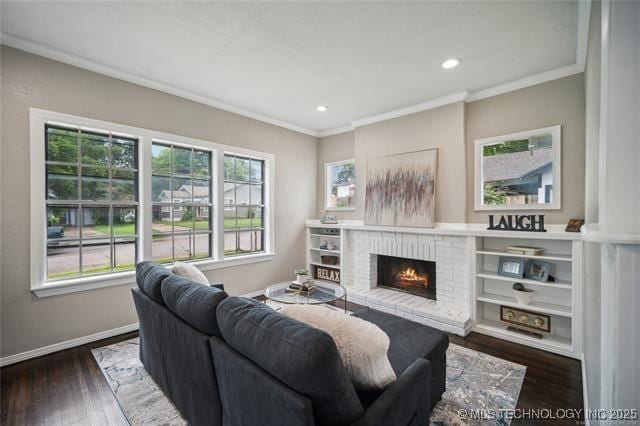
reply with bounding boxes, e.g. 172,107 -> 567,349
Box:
82,240 -> 112,276
47,165 -> 78,200
173,147 -> 192,175
111,138 -> 136,169
47,206 -> 80,239
238,230 -> 251,254
193,179 -> 210,204
152,144 -> 171,175
80,133 -> 110,166
194,233 -> 210,260
224,231 -> 237,255
82,207 -> 110,237
44,125 -> 138,281
47,242 -> 80,280
223,154 -> 265,256
81,167 -> 110,201
250,160 -> 263,183
114,238 -> 136,271
46,127 -> 78,163
235,158 -> 250,182
194,151 -> 211,177
113,207 -> 137,236
151,142 -> 213,263
151,234 -> 173,264
174,233 -> 194,261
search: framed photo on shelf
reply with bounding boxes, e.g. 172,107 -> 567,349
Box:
524,260 -> 551,282
497,257 -> 526,279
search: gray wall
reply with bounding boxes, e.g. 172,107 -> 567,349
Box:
316,131 -> 356,220
465,73 -> 586,224
317,75 -> 586,225
0,47 -> 317,358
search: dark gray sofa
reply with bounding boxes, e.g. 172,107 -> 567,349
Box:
132,262 -> 449,426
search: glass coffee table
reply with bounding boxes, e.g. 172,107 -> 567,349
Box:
264,281 -> 347,313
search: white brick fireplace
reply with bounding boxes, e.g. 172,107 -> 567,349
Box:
344,229 -> 472,335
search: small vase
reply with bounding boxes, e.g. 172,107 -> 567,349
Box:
296,274 -> 309,284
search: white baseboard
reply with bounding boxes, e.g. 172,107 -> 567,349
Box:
0,323 -> 139,367
0,288 -> 268,368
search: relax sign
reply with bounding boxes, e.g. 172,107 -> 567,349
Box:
487,214 -> 546,232
314,266 -> 341,283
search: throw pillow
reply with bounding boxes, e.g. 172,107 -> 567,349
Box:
280,304 -> 396,390
172,262 -> 209,285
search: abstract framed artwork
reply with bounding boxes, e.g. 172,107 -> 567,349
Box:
364,148 -> 438,228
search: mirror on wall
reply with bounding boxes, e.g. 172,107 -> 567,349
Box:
474,125 -> 561,210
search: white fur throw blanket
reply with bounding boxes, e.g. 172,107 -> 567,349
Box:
280,304 -> 396,390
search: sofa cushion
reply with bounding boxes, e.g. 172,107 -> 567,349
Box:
216,297 -> 364,426
161,274 -> 228,336
281,304 -> 396,390
172,261 -> 209,285
136,261 -> 173,304
351,308 -> 449,376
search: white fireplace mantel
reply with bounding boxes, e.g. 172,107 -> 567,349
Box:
305,220 -> 581,241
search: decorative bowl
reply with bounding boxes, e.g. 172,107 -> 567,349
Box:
513,288 -> 535,305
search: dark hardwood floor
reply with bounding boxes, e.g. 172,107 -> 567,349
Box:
1,301 -> 583,426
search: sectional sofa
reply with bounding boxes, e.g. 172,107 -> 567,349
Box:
132,262 -> 449,425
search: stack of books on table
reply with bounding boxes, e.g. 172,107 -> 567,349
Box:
287,280 -> 316,295
506,246 -> 545,255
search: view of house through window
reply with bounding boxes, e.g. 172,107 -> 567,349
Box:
481,131 -> 556,207
224,154 -> 264,255
151,142 -> 213,263
45,125 -> 138,280
325,159 -> 356,210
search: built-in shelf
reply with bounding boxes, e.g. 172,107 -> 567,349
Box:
309,261 -> 341,270
477,292 -> 572,317
309,248 -> 341,254
476,249 -> 572,262
476,271 -> 572,289
474,319 -> 573,352
310,233 -> 341,238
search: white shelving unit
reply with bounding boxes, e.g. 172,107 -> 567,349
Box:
305,225 -> 345,286
472,234 -> 583,359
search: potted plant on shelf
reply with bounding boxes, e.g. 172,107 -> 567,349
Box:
294,268 -> 310,284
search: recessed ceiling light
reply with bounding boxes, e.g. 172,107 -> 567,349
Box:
442,58 -> 461,69
316,105 -> 330,112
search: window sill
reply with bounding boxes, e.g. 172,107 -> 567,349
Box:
324,207 -> 356,212
31,252 -> 276,298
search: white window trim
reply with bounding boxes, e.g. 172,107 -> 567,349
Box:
30,108 -> 275,297
324,158 -> 356,211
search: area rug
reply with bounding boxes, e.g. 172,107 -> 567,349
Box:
92,338 -> 525,426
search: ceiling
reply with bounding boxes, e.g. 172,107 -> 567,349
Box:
1,1 -> 585,136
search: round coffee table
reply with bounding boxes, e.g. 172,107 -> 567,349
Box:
264,281 -> 347,313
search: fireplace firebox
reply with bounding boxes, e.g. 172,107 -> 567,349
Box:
377,254 -> 436,300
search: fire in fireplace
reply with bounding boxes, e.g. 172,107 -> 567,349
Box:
377,254 -> 436,300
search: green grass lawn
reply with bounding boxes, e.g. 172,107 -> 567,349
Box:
91,217 -> 262,235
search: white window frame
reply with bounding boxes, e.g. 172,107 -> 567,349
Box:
324,159 -> 356,211
473,125 -> 562,211
30,108 -> 275,297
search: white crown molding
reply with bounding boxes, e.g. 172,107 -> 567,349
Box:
465,63 -> 584,102
4,1 -> 591,141
317,124 -> 355,138
350,91 -> 470,129
0,34 -> 320,137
